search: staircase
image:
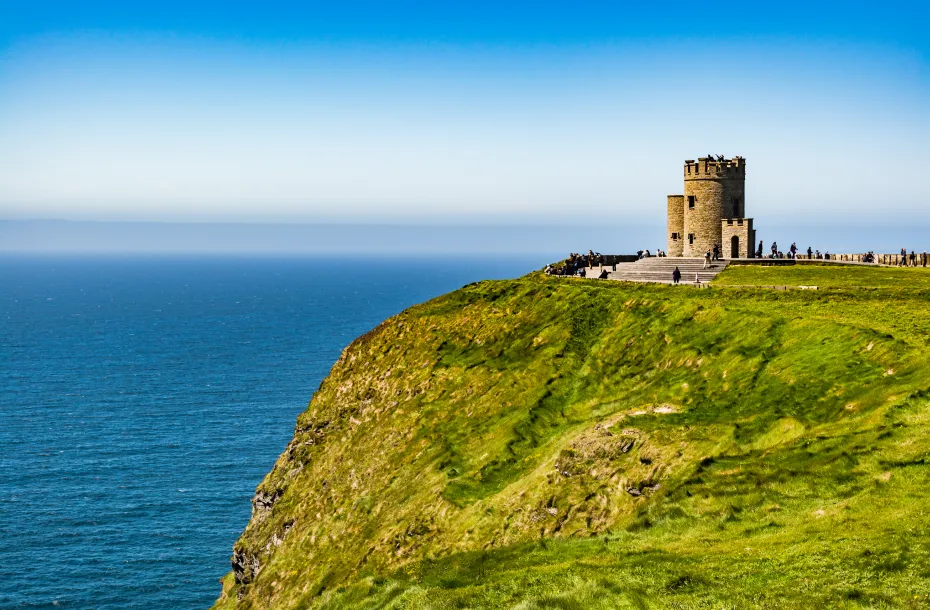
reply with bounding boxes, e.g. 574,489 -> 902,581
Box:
598,257 -> 729,285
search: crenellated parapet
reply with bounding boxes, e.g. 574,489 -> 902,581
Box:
684,156 -> 746,180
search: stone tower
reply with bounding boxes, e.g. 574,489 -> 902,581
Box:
666,195 -> 685,256
667,156 -> 756,258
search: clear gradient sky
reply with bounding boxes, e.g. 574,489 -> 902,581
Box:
1,1 -> 928,229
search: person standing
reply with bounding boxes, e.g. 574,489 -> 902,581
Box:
807,246 -> 813,260
672,266 -> 681,285
712,243 -> 719,261
703,250 -> 712,269
757,240 -> 764,258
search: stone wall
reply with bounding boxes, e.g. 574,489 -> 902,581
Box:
666,195 -> 684,256
743,253 -> 928,266
721,218 -> 755,258
683,178 -> 725,256
723,175 -> 745,219
825,253 -> 928,266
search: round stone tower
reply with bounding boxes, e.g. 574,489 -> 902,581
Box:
682,157 -> 745,257
666,195 -> 684,256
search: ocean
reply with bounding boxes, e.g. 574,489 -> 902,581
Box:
0,254 -> 543,609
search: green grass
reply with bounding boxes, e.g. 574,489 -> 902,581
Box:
214,266 -> 930,609
715,262 -> 930,289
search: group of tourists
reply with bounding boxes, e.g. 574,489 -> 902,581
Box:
698,243 -> 725,269
754,241 -> 927,266
545,250 -> 606,277
839,250 -> 925,265
757,241 -> 836,260
546,243 -> 929,282
897,248 -> 929,267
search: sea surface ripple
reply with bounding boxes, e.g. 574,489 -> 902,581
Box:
0,254 -> 540,609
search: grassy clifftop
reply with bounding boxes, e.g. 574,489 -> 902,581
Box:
215,265 -> 930,609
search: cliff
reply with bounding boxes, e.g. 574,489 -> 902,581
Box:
215,265 -> 930,608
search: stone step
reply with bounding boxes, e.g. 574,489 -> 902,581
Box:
603,258 -> 729,284
608,270 -> 721,277
612,264 -> 727,272
607,274 -> 719,282
587,262 -> 727,272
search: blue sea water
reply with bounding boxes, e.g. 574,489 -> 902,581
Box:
0,254 -> 542,609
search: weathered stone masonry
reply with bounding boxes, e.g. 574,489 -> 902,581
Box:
666,195 -> 684,257
668,156 -> 757,258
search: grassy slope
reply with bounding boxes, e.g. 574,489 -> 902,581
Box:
214,265 -> 930,609
715,263 -> 930,290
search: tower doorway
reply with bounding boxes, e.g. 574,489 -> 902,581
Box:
730,235 -> 740,259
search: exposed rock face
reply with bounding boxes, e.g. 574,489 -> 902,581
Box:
231,519 -> 295,586
251,488 -> 282,518
231,547 -> 261,586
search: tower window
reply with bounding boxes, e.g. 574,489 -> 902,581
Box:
671,233 -> 678,240
688,196 -> 695,209
688,233 -> 694,245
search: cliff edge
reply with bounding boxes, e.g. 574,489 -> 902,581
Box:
215,267 -> 930,608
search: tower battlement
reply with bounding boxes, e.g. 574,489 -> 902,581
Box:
684,156 -> 746,180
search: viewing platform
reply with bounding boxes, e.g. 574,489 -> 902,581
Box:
576,254 -> 918,286
588,257 -> 729,285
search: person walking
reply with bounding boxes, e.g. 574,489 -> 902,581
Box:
910,250 -> 917,267
757,240 -> 764,258
712,243 -> 720,261
703,250 -> 712,269
672,266 -> 681,285
771,241 -> 778,258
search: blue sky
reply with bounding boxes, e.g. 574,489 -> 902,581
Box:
1,1 -> 928,233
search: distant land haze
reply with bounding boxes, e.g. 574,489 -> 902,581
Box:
0,220 -> 926,255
